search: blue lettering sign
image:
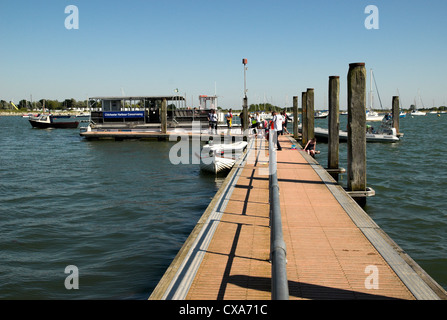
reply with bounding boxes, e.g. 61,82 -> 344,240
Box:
103,111 -> 145,118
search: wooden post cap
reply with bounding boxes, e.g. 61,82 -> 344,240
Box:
349,62 -> 365,67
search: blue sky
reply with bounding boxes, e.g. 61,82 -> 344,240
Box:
1,0 -> 446,110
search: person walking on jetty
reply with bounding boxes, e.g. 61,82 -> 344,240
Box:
271,111 -> 283,151
225,109 -> 233,133
208,109 -> 218,134
281,111 -> 291,134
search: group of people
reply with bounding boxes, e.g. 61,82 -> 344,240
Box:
207,108 -> 316,156
207,108 -> 235,134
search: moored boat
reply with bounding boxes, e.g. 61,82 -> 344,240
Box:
201,140 -> 248,155
29,114 -> 87,129
313,127 -> 399,143
366,110 -> 384,121
409,110 -> 426,116
312,118 -> 400,143
22,113 -> 38,118
366,69 -> 384,122
200,141 -> 248,174
315,110 -> 329,119
200,154 -> 237,174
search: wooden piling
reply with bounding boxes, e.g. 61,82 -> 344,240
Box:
161,98 -> 167,134
293,96 -> 299,139
301,92 -> 307,146
306,88 -> 315,144
392,96 -> 400,134
347,63 -> 367,204
328,76 -> 340,181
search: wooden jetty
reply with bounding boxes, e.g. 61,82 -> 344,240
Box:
149,135 -> 447,300
83,63 -> 445,301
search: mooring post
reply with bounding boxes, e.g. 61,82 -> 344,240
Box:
392,96 -> 400,135
328,76 -> 340,181
293,96 -> 299,139
306,88 -> 315,144
161,98 -> 167,134
301,91 -> 307,146
347,63 -> 367,204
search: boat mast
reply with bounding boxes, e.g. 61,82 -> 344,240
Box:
397,89 -> 404,111
369,68 -> 373,110
372,70 -> 383,109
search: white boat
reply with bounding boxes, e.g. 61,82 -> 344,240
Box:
366,110 -> 384,121
200,155 -> 237,174
200,141 -> 248,174
366,69 -> 384,122
409,110 -> 426,116
312,119 -> 400,143
201,140 -> 248,154
410,91 -> 427,116
22,113 -> 37,118
315,111 -> 329,119
399,111 -> 406,118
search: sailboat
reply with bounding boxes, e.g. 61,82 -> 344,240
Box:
366,69 -> 384,121
410,91 -> 427,116
396,89 -> 406,118
410,109 -> 426,116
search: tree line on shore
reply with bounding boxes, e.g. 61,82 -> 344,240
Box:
0,98 -> 88,111
2,98 -> 446,113
0,99 -> 285,113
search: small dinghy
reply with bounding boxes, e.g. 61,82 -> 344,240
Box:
200,141 -> 248,174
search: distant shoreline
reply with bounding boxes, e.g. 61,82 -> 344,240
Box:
0,111 -> 86,116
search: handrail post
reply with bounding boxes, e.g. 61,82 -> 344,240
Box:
268,131 -> 289,300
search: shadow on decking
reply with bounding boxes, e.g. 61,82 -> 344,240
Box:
222,275 -> 404,300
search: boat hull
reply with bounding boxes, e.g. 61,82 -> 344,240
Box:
200,141 -> 247,174
29,119 -> 79,129
366,116 -> 384,121
200,156 -> 236,174
409,111 -> 426,116
28,115 -> 84,129
313,127 -> 399,143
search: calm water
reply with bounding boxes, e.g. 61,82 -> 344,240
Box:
0,116 -> 224,299
0,114 -> 446,299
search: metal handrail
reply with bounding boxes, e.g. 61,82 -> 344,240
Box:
268,131 -> 289,300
